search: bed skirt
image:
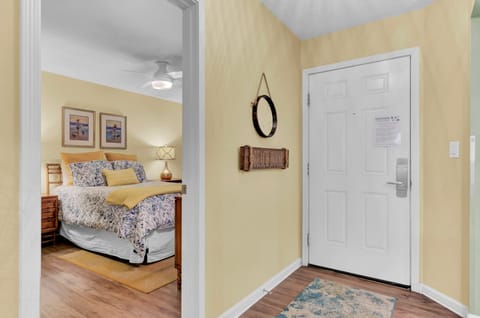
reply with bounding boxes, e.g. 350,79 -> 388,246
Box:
60,222 -> 174,263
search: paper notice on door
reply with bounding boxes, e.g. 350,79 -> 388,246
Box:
375,115 -> 401,147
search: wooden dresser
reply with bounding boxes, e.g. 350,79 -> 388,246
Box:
175,196 -> 182,289
41,195 -> 58,244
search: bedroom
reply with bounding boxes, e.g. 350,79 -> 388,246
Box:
40,0 -> 185,315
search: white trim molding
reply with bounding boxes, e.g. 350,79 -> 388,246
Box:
219,259 -> 302,318
302,47 -> 421,288
409,48 -> 421,293
19,1 -> 204,317
177,0 -> 205,317
19,0 -> 42,317
420,284 -> 468,317
301,68 -> 310,266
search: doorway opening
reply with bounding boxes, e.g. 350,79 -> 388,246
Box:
40,1 -> 183,315
18,0 -> 204,317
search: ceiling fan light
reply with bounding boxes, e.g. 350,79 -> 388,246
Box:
151,79 -> 173,90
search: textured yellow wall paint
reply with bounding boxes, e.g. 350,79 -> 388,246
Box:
0,0 -> 19,317
422,0 -> 471,304
41,72 -> 182,190
302,0 -> 472,304
205,0 -> 301,316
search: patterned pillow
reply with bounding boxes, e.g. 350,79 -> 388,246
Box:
112,160 -> 146,182
69,160 -> 113,187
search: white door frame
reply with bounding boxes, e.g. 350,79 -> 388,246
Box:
18,0 -> 205,317
302,47 -> 421,291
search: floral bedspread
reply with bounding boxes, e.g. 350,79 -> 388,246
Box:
53,181 -> 178,258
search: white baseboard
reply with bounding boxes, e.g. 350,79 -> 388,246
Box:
411,282 -> 422,293
219,258 -> 302,318
419,284 -> 468,317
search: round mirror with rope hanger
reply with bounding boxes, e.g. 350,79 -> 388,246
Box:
251,73 -> 278,138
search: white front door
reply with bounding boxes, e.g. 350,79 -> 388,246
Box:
308,56 -> 411,285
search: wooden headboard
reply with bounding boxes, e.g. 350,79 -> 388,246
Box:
45,163 -> 62,195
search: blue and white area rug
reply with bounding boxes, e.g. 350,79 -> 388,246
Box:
277,278 -> 396,318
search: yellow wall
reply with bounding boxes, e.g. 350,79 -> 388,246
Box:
41,72 -> 182,190
422,0 -> 471,303
302,0 -> 472,304
0,0 -> 19,317
205,0 -> 302,316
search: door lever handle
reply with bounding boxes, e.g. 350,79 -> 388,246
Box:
393,158 -> 408,198
387,181 -> 403,185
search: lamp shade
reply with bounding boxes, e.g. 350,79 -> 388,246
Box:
157,146 -> 176,160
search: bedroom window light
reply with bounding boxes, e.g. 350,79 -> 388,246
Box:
157,145 -> 176,180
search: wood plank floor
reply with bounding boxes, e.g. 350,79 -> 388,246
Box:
41,240 -> 181,318
43,242 -> 459,317
242,266 -> 460,318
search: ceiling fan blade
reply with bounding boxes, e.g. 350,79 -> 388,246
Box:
141,81 -> 153,88
167,71 -> 183,80
121,69 -> 148,74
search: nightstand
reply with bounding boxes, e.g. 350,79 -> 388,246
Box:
163,178 -> 182,183
175,196 -> 182,289
41,195 -> 58,244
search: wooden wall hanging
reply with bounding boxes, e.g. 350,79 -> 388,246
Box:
239,145 -> 289,171
251,73 -> 277,138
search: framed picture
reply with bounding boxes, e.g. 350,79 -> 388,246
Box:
62,107 -> 95,148
100,113 -> 127,149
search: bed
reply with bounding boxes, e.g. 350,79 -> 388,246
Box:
47,159 -> 183,268
54,181 -> 181,264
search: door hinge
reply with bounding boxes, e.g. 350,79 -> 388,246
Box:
307,163 -> 310,176
307,93 -> 311,106
307,233 -> 310,247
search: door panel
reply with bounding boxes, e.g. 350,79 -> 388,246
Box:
325,191 -> 347,244
326,112 -> 347,173
364,193 -> 388,250
308,56 -> 411,285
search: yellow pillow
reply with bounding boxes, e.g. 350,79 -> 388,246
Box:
61,151 -> 105,185
103,168 -> 139,186
105,152 -> 137,161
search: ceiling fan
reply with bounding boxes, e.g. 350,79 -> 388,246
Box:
148,60 -> 182,90
124,59 -> 183,91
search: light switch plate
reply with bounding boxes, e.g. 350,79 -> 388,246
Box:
449,141 -> 460,158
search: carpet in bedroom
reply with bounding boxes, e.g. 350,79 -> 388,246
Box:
58,250 -> 176,293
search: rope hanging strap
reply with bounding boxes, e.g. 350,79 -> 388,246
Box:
254,72 -> 272,101
251,72 -> 277,138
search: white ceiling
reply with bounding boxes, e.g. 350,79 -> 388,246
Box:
41,0 -> 183,103
42,1 -> 435,104
260,0 -> 434,40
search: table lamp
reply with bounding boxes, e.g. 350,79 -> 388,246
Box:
157,145 -> 176,181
